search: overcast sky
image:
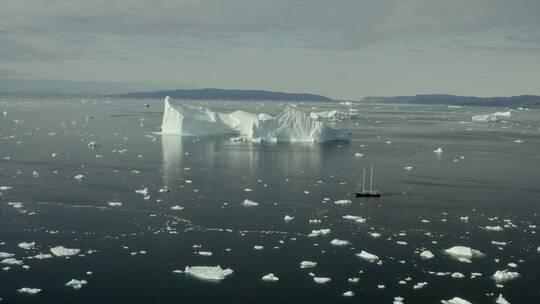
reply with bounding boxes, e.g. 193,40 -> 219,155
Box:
1,0 -> 540,99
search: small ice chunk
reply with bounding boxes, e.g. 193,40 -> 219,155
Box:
451,272 -> 465,279
184,265 -> 233,281
492,269 -> 520,283
334,199 -> 352,205
50,246 -> 80,257
313,277 -> 331,284
342,215 -> 366,223
413,282 -> 428,289
171,205 -> 184,210
261,273 -> 279,282
308,229 -> 331,237
18,242 -> 36,250
74,174 -> 84,180
87,141 -> 100,147
17,287 -> 41,295
495,294 -> 510,304
441,297 -> 472,304
300,261 -> 317,269
197,251 -> 213,256
0,252 -> 14,258
284,215 -> 295,222
330,239 -> 350,246
356,251 -> 379,262
420,250 -> 434,259
29,253 -> 53,259
65,279 -> 87,289
343,291 -> 355,297
444,246 -> 482,262
108,201 -> 122,207
1,258 -> 23,265
242,199 -> 259,207
485,226 -> 503,232
254,245 -> 264,250
404,166 -> 413,171
434,147 -> 444,153
135,188 -> 149,195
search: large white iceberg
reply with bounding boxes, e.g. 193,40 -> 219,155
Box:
472,111 -> 511,122
161,96 -> 350,142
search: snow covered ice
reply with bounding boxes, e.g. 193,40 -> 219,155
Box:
161,96 -> 349,142
50,246 -> 81,257
472,111 -> 511,122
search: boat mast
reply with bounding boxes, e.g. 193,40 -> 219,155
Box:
370,165 -> 373,193
362,168 -> 366,192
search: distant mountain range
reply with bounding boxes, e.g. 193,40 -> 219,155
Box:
361,94 -> 540,108
116,88 -> 332,102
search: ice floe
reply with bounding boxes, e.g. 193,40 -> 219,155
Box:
184,265 -> 233,281
441,297 -> 472,304
356,251 -> 379,262
1,258 -> 23,265
492,269 -> 520,283
242,199 -> 259,207
472,111 -> 511,122
313,277 -> 331,284
342,291 -> 355,297
330,239 -> 350,246
308,229 -> 331,237
444,246 -> 483,262
50,246 -> 81,257
65,279 -> 88,289
495,294 -> 510,304
17,287 -> 41,295
420,250 -> 435,259
261,273 -> 279,282
300,261 -> 317,269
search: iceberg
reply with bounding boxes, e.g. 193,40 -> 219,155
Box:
472,111 -> 511,122
161,96 -> 349,142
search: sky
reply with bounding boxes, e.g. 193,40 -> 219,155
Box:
1,0 -> 540,99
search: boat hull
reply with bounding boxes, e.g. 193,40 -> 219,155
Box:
355,192 -> 381,198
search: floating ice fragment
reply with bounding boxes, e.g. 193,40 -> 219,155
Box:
370,232 -> 381,238
313,277 -> 331,284
135,188 -> 149,196
413,282 -> 428,289
334,199 -> 352,205
261,273 -> 279,282
404,166 -> 413,171
451,272 -> 465,279
342,215 -> 366,223
171,205 -> 184,210
492,269 -> 520,283
343,291 -> 354,297
444,246 -> 483,262
300,261 -> 317,269
108,201 -> 122,207
184,265 -> 233,281
29,253 -> 53,259
495,294 -> 510,304
308,229 -> 331,237
434,147 -> 444,153
472,111 -> 511,122
65,279 -> 87,289
356,251 -> 379,262
87,141 -> 100,147
330,239 -> 350,246
420,250 -> 434,259
441,297 -> 472,304
197,251 -> 212,256
284,215 -> 295,222
17,287 -> 41,295
485,226 -> 503,231
50,246 -> 80,257
254,245 -> 264,250
0,252 -> 14,258
242,199 -> 259,207
18,242 -> 36,250
74,174 -> 84,180
1,258 -> 23,265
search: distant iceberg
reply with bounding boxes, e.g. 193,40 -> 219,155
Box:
161,96 -> 350,142
472,111 -> 511,122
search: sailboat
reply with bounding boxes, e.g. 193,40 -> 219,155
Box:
355,165 -> 381,197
